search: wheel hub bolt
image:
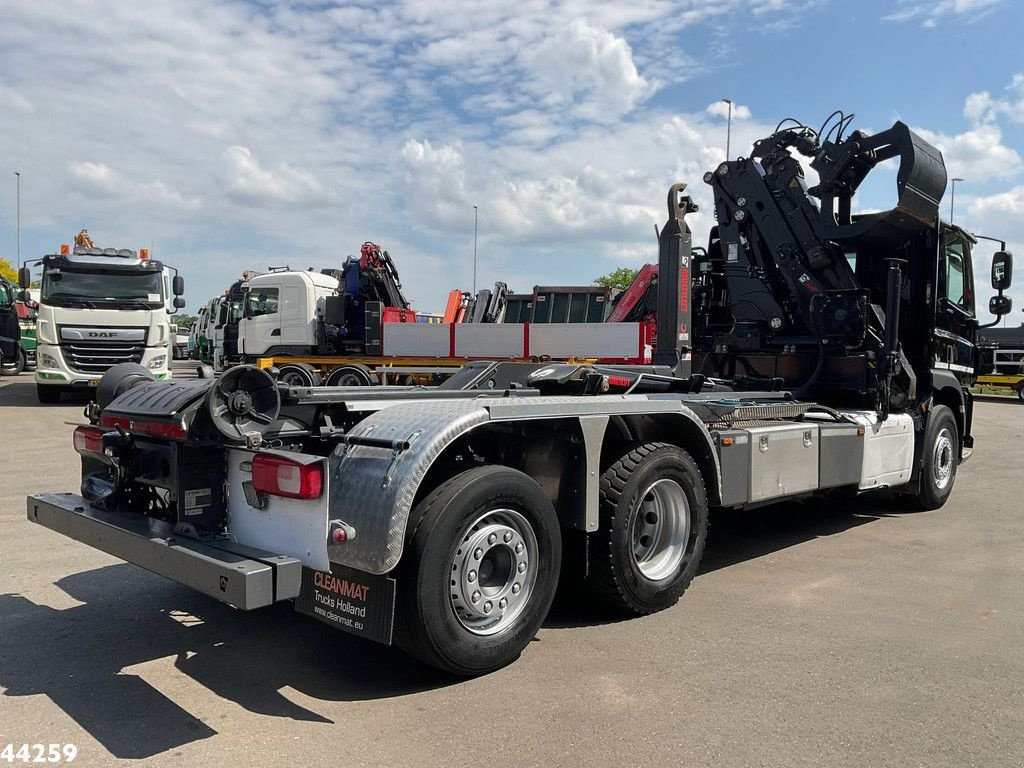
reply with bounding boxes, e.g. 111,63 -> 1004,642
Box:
484,601 -> 492,613
468,570 -> 476,582
514,542 -> 524,554
474,548 -> 483,560
503,531 -> 513,543
499,598 -> 508,609
471,591 -> 481,603
487,533 -> 497,545
512,583 -> 520,594
517,562 -> 527,573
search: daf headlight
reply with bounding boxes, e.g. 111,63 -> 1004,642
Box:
148,355 -> 167,370
40,352 -> 60,369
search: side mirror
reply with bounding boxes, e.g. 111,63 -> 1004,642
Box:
992,251 -> 1013,291
989,295 -> 1013,317
173,297 -> 186,309
172,275 -> 185,296
19,290 -> 34,306
18,266 -> 31,289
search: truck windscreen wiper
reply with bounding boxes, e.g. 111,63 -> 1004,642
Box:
46,294 -> 98,309
114,300 -> 159,310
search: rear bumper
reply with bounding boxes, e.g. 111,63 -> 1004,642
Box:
26,493 -> 301,610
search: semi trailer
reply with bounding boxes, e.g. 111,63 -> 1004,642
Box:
26,115 -> 1014,675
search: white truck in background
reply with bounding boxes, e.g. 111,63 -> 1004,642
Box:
19,244 -> 185,403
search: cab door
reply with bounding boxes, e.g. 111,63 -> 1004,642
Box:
0,281 -> 18,367
933,226 -> 976,382
240,285 -> 281,356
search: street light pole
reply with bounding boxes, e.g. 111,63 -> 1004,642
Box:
950,177 -> 963,224
472,205 -> 478,295
722,98 -> 733,160
15,171 -> 20,269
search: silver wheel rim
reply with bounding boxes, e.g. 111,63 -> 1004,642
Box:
932,427 -> 954,491
329,369 -> 367,386
279,368 -> 312,386
632,478 -> 690,581
450,508 -> 537,636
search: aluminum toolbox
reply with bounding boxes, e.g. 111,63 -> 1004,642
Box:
746,422 -> 819,502
816,421 -> 865,489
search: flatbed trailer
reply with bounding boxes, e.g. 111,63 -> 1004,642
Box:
975,373 -> 1024,401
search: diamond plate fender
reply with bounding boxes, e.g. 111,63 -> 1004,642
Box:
326,395 -> 720,574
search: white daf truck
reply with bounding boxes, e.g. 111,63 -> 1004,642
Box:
19,244 -> 185,403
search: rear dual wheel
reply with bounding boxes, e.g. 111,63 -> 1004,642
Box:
589,442 -> 709,614
399,466 -> 561,675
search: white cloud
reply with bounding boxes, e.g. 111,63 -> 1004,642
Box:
706,101 -> 752,120
222,146 -> 323,207
964,73 -> 1024,125
69,161 -> 199,209
883,0 -> 1005,26
519,20 -> 654,121
914,124 -> 1022,180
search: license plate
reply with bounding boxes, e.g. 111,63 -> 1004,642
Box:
294,565 -> 396,645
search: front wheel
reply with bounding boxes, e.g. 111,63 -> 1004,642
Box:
589,442 -> 708,614
911,404 -> 958,510
398,466 -> 561,675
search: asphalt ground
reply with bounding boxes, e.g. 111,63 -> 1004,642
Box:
1,362 -> 1022,766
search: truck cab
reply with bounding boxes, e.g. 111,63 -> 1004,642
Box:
237,270 -> 340,359
21,245 -> 185,403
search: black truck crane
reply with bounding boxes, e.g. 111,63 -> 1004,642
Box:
25,114 -> 1014,676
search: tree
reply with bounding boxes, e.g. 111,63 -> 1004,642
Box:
0,257 -> 16,283
172,314 -> 198,329
594,267 -> 640,291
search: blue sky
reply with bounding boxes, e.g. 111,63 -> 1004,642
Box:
1,0 -> 1022,321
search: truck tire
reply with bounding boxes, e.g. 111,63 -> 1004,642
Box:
911,404 -> 958,511
590,443 -> 708,615
37,384 -> 62,404
398,465 -> 561,675
275,363 -> 321,387
0,347 -> 24,375
1016,382 -> 1024,403
326,364 -> 375,387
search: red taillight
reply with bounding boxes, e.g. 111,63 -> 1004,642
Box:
99,414 -> 188,440
73,425 -> 105,454
607,375 -> 634,389
251,454 -> 323,499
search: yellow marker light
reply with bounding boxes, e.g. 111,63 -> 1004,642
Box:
721,437 -> 734,446
60,244 -> 70,255
140,248 -> 149,260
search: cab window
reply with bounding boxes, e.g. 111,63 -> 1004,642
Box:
940,232 -> 974,315
0,284 -> 11,308
246,288 -> 279,318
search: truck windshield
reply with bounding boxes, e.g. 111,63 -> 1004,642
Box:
42,267 -> 164,308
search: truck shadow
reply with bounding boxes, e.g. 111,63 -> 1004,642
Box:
0,377 -> 93,408
0,567 -> 450,760
544,492 -> 906,628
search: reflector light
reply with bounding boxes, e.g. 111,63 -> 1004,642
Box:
606,375 -> 633,388
721,437 -> 734,446
98,414 -> 188,440
251,454 -> 323,499
73,425 -> 105,454
331,527 -> 347,543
